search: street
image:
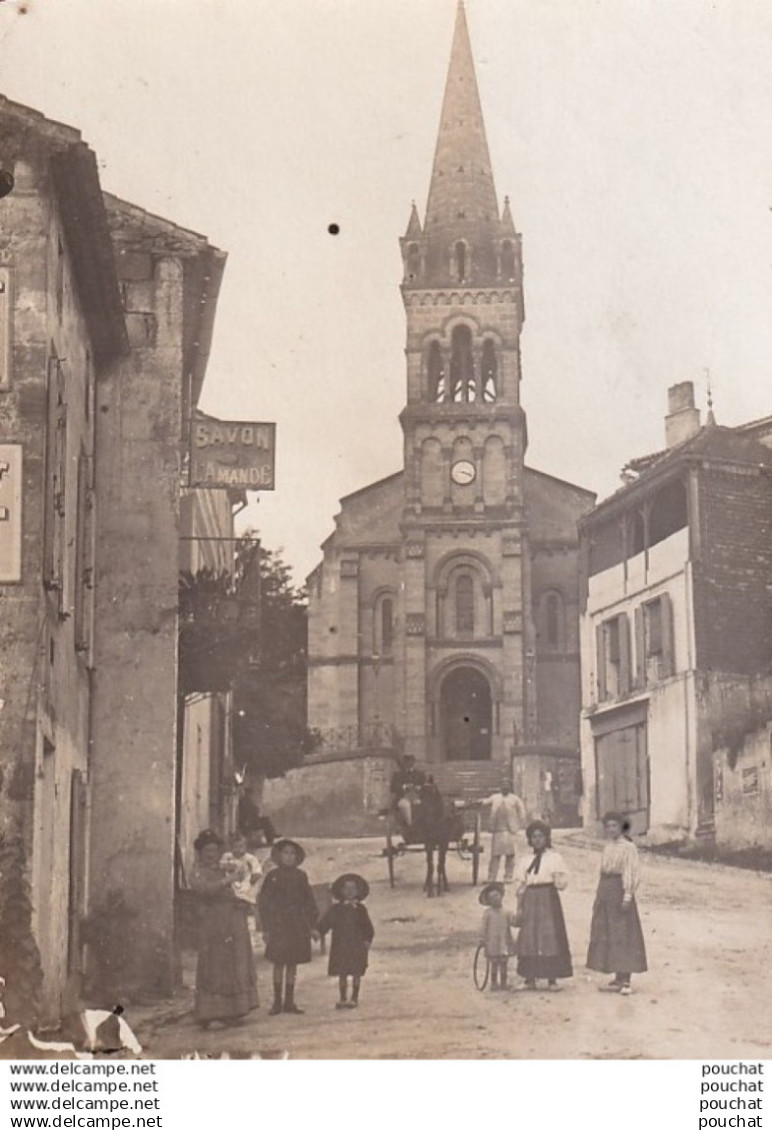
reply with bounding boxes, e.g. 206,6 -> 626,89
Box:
137,833 -> 772,1060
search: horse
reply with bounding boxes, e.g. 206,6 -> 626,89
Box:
412,781 -> 459,898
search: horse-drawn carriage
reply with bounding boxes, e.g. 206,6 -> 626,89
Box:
382,779 -> 483,894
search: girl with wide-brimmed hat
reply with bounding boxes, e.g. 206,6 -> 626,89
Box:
514,820 -> 573,991
189,829 -> 259,1028
478,882 -> 519,991
318,873 -> 375,1009
258,839 -> 320,1015
586,812 -> 647,995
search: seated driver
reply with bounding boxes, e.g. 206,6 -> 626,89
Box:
390,754 -> 426,831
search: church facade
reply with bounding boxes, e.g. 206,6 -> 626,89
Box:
308,4 -> 595,795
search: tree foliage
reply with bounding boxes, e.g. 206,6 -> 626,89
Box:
178,532 -> 318,778
232,534 -> 320,778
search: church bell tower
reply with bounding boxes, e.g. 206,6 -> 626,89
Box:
398,1 -> 531,765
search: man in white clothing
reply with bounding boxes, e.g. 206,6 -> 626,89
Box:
481,778 -> 527,882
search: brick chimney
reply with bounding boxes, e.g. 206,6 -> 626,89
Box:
665,381 -> 701,448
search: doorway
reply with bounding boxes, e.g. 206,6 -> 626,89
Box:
594,718 -> 650,835
440,666 -> 492,761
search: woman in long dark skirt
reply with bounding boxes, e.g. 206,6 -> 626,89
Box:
586,811 -> 647,995
189,829 -> 259,1029
258,839 -> 319,1015
515,820 -> 573,991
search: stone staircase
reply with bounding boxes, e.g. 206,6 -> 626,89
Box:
416,761 -> 505,807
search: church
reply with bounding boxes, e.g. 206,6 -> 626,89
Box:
308,3 -> 595,807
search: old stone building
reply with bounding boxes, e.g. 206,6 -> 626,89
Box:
579,382 -> 772,842
308,4 -> 594,809
0,95 -> 227,1021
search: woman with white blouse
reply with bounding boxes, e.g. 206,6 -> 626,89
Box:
515,820 -> 573,991
586,811 -> 648,995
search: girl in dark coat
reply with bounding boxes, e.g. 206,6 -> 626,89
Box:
258,839 -> 319,1015
319,874 -> 375,1009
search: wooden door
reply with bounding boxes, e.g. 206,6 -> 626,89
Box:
595,721 -> 649,834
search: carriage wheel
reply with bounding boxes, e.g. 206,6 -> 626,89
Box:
386,827 -> 396,888
473,942 -> 490,991
471,811 -> 482,886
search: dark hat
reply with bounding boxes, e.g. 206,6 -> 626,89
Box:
270,838 -> 306,865
479,881 -> 505,906
194,829 -> 223,853
330,873 -> 370,901
525,819 -> 552,847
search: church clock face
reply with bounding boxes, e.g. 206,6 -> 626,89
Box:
451,459 -> 476,486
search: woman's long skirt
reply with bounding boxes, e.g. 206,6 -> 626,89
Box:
516,885 -> 573,981
586,874 -> 647,975
195,900 -> 259,1022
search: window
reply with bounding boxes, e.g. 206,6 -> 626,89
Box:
428,341 -> 446,402
501,240 -> 516,280
536,589 -> 566,652
381,598 -> 393,654
545,595 -> 560,648
596,613 -> 631,701
450,325 -> 475,403
645,599 -> 662,655
374,593 -> 395,656
455,241 -> 467,282
635,594 -> 674,686
481,340 -> 497,402
406,242 -> 420,281
539,590 -> 565,652
455,573 -> 474,636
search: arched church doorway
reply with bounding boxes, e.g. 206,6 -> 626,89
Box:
440,666 -> 492,761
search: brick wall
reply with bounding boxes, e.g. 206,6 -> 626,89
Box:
694,465 -> 772,674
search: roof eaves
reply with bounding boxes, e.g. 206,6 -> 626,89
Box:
50,145 -> 129,367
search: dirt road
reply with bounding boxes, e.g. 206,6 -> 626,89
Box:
139,833 -> 772,1060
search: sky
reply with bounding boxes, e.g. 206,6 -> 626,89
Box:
1,0 -> 771,583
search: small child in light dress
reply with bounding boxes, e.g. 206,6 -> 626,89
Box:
479,881 -> 519,991
220,832 -> 263,934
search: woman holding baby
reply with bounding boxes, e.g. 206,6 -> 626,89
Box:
189,829 -> 259,1028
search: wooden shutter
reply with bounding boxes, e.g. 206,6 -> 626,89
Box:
618,613 -> 632,695
596,623 -> 607,702
660,592 -> 675,677
634,606 -> 646,688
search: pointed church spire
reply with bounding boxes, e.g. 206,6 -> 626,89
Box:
424,1 -> 499,234
501,195 -> 516,235
406,1 -> 509,288
404,201 -> 422,240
